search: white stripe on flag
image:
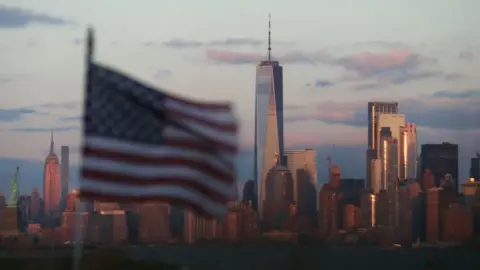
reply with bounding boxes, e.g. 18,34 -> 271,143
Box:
84,136 -> 234,172
165,98 -> 236,125
164,126 -> 237,147
82,157 -> 236,198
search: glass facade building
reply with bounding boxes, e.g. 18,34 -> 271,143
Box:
254,60 -> 284,218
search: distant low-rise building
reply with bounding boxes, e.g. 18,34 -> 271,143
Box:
426,187 -> 456,243
222,201 -> 259,241
27,223 -> 42,235
87,210 -> 127,244
138,202 -> 170,243
343,204 -> 360,230
61,211 -> 88,242
184,209 -> 220,244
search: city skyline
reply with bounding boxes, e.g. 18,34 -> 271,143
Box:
1,0 -> 480,196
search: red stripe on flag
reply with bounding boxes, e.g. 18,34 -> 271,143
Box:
83,147 -> 234,184
167,95 -> 232,111
81,169 -> 231,204
166,109 -> 237,133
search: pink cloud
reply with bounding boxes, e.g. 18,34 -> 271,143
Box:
205,47 -> 439,84
206,49 -> 263,64
283,90 -> 480,131
205,49 -> 331,65
346,49 -> 413,74
285,101 -> 364,126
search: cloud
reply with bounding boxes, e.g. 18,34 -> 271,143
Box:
206,49 -> 263,64
73,38 -> 83,46
205,46 -> 440,85
0,108 -> 37,122
444,73 -> 463,81
58,116 -> 81,122
162,38 -> 270,49
9,126 -> 80,133
0,73 -> 30,84
459,50 -> 474,61
354,82 -> 384,91
285,101 -> 366,127
208,38 -> 264,47
335,49 -> 439,84
154,69 -> 172,80
0,75 -> 14,84
163,39 -> 203,49
309,79 -> 333,88
431,89 -> 480,99
0,5 -> 72,29
284,104 -> 304,111
205,49 -> 329,65
143,42 -> 158,47
352,41 -> 409,49
36,101 -> 80,109
284,89 -> 480,130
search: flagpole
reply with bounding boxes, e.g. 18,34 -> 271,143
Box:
72,26 -> 95,270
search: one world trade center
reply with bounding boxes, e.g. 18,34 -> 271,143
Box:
254,15 -> 284,218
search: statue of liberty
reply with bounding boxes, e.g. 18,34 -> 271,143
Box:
8,167 -> 20,207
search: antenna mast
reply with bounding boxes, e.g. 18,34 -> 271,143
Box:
268,13 -> 271,61
327,144 -> 335,182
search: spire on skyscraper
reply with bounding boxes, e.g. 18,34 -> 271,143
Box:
50,129 -> 54,154
268,13 -> 272,61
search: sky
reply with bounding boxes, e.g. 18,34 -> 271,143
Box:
0,0 -> 479,199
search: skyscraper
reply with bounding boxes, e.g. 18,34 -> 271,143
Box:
242,180 -> 256,206
285,149 -> 318,219
43,132 -> 61,214
379,130 -> 399,227
61,146 -> 70,202
263,166 -> 293,230
255,15 -> 284,218
469,152 -> 480,181
366,101 -> 398,188
370,159 -> 382,194
401,122 -> 417,179
420,142 -> 459,191
377,113 -> 406,179
379,131 -> 399,194
367,102 -> 399,150
29,188 -> 40,222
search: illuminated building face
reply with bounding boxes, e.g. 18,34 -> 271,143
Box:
44,133 -> 61,214
255,64 -> 284,218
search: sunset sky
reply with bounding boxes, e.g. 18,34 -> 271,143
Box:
1,0 -> 479,197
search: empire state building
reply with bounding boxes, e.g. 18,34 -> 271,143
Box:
43,131 -> 61,214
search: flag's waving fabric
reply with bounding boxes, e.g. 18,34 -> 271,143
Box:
79,62 -> 238,218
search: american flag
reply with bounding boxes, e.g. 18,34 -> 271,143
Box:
79,62 -> 238,217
